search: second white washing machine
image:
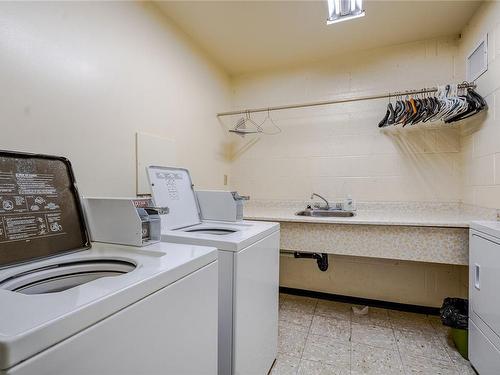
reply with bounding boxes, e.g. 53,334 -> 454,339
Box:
147,166 -> 280,375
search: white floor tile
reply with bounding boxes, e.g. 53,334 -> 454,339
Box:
280,308 -> 314,328
297,359 -> 349,375
314,300 -> 352,321
301,333 -> 351,368
278,321 -> 309,358
282,295 -> 318,315
351,306 -> 391,327
401,353 -> 459,375
270,354 -> 300,375
351,322 -> 397,350
351,342 -> 404,375
310,315 -> 351,342
394,328 -> 451,361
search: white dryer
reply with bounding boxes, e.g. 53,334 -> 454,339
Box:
469,221 -> 500,374
148,166 -> 280,375
0,151 -> 218,375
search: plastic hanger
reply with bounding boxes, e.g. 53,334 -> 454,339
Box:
378,82 -> 485,128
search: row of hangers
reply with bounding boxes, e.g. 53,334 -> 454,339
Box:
229,109 -> 282,137
378,82 -> 487,128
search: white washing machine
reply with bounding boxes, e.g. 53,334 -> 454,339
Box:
469,221 -> 500,374
0,151 -> 219,375
148,166 -> 280,375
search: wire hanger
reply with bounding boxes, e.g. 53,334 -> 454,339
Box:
229,111 -> 263,137
258,108 -> 282,135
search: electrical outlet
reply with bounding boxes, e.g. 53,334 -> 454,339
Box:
496,210 -> 500,221
224,174 -> 228,186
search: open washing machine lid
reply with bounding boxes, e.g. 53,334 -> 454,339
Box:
147,166 -> 241,235
147,166 -> 203,231
0,151 -> 90,268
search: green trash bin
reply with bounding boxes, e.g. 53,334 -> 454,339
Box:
441,298 -> 469,360
451,327 -> 468,360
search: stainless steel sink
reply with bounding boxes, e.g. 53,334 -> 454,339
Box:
295,209 -> 355,217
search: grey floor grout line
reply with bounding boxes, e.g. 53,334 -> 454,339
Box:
390,316 -> 407,375
349,313 -> 353,375
298,298 -> 317,364
278,295 -> 318,373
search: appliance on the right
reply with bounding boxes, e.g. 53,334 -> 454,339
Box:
147,166 -> 280,375
469,221 -> 500,374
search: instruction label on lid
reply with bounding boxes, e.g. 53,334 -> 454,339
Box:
0,154 -> 89,267
155,172 -> 183,201
0,172 -> 65,242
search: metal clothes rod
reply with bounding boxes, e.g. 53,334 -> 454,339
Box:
216,82 -> 476,117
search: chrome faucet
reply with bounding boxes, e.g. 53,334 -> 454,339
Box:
310,193 -> 330,210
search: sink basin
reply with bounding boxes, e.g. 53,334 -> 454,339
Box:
295,209 -> 355,217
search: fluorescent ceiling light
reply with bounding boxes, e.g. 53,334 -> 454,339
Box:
327,0 -> 365,25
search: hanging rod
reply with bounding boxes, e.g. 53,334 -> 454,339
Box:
216,82 -> 476,117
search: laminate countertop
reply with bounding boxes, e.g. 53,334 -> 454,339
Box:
243,201 -> 497,228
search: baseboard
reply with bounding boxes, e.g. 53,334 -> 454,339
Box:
280,287 -> 441,316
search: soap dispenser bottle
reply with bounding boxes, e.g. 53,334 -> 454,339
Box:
343,195 -> 355,211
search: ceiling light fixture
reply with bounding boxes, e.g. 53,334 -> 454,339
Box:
327,0 -> 365,25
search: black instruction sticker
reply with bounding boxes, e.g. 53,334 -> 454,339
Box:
0,153 -> 88,267
0,172 -> 65,243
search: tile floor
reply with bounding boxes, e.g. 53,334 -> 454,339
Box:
271,293 -> 476,375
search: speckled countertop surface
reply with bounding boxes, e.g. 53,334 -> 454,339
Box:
244,200 -> 497,228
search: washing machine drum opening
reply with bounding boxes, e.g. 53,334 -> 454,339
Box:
0,259 -> 135,295
184,228 -> 237,235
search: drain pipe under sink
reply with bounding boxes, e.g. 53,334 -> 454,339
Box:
280,250 -> 329,272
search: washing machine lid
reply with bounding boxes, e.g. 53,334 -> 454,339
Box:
161,220 -> 281,252
147,166 -> 202,230
0,151 -> 90,268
